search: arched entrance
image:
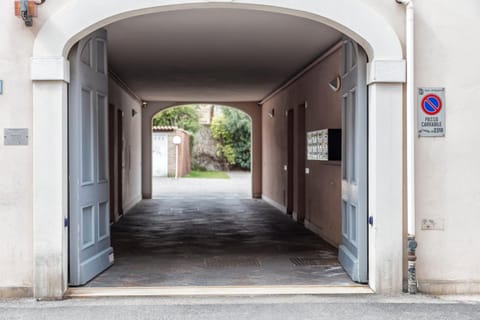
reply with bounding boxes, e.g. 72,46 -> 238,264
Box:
32,0 -> 405,298
142,102 -> 262,200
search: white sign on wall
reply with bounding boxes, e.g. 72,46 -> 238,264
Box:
418,87 -> 445,137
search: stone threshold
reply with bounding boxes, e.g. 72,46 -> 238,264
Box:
67,285 -> 373,297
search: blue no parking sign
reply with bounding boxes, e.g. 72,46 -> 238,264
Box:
418,88 -> 445,137
421,94 -> 442,115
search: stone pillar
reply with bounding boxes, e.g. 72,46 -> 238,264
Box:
32,57 -> 70,299
367,82 -> 404,293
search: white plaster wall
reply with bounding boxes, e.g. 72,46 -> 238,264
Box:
0,0 -> 73,296
361,0 -> 480,293
413,1 -> 480,293
0,0 -> 480,295
362,0 -> 480,293
0,1 -> 35,294
108,79 -> 143,212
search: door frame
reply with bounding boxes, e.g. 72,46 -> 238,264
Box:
294,103 -> 306,223
108,106 -> 125,222
286,108 -> 294,215
31,0 -> 405,298
108,104 -> 115,223
116,109 -> 124,218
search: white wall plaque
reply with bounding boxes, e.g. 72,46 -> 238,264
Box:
4,128 -> 29,145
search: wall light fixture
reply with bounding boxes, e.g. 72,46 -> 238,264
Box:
14,0 -> 45,27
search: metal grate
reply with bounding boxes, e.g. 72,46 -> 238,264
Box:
205,257 -> 261,268
289,257 -> 337,266
168,208 -> 199,213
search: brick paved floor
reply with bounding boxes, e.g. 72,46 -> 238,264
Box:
86,195 -> 354,287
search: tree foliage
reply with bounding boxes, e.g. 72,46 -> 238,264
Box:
211,107 -> 251,170
152,105 -> 201,134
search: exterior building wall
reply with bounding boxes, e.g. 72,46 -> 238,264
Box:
0,0 -> 479,296
409,1 -> 480,294
198,105 -> 214,125
262,47 -> 343,247
162,130 -> 191,177
0,0 -> 36,298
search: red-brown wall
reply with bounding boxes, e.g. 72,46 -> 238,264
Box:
154,129 -> 192,178
262,46 -> 343,247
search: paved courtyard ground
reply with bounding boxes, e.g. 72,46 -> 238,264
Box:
152,171 -> 251,198
84,170 -> 354,287
86,197 -> 353,287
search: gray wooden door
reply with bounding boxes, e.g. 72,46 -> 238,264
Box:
338,40 -> 368,283
69,29 -> 113,286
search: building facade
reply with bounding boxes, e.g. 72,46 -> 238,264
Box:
0,0 -> 479,298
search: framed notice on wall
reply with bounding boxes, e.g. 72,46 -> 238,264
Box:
307,129 -> 341,161
418,87 -> 446,137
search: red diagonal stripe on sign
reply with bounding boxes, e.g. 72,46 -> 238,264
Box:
425,98 -> 439,112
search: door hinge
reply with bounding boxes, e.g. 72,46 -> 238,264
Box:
64,217 -> 69,227
368,216 -> 374,226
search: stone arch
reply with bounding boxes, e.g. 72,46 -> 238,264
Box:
31,0 -> 405,298
33,0 -> 403,61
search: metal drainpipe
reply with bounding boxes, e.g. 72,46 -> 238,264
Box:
396,0 -> 417,294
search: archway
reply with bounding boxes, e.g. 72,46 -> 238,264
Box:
32,0 -> 405,298
142,102 -> 262,200
147,104 -> 255,198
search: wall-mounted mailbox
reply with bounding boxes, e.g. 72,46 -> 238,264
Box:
307,128 -> 341,161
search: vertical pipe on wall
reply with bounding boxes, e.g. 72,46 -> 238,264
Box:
396,0 -> 417,294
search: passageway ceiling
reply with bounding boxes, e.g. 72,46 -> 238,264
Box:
106,9 -> 342,102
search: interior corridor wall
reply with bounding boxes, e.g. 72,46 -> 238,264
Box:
262,46 -> 343,247
108,77 -> 143,218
